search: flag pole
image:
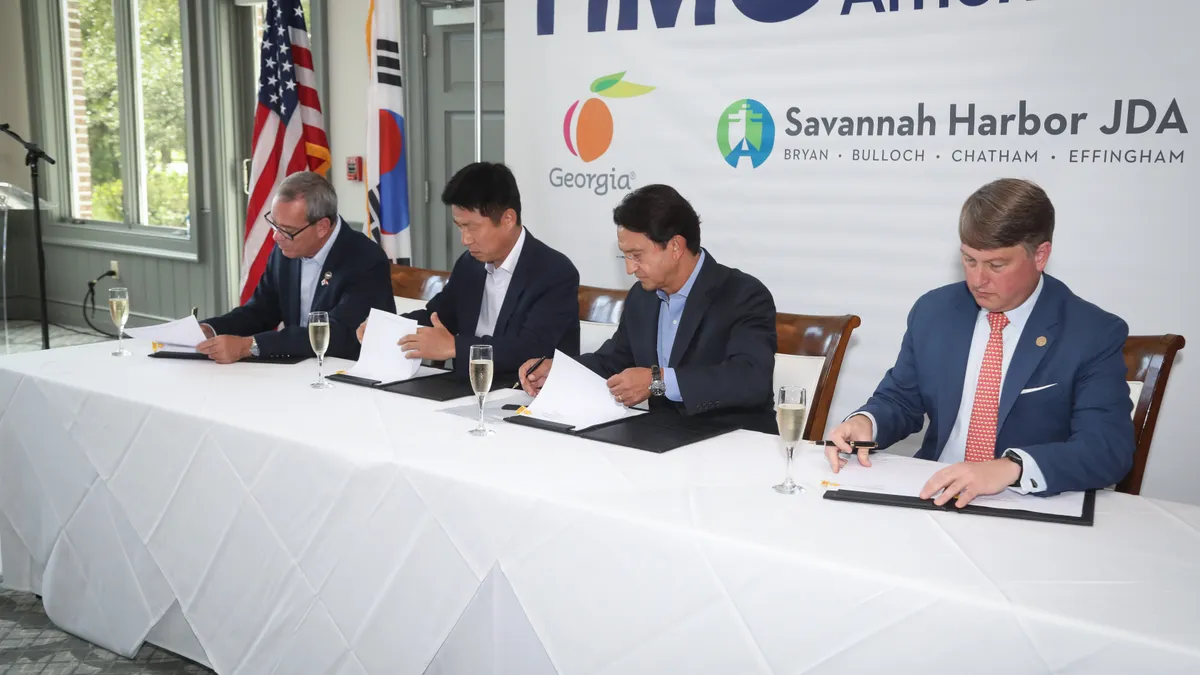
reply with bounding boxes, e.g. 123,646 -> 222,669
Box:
473,0 -> 482,161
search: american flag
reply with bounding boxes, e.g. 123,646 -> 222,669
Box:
240,0 -> 331,304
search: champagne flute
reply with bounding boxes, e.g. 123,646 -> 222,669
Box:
468,344 -> 495,436
109,287 -> 131,356
308,311 -> 332,389
773,385 -> 807,494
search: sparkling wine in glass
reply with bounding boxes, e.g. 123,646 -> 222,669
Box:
468,344 -> 495,436
308,311 -> 332,389
109,287 -> 131,356
773,385 -> 807,494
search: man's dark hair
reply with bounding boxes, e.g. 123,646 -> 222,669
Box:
441,162 -> 522,225
959,178 -> 1054,254
612,184 -> 701,254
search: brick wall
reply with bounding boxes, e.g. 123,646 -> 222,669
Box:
64,0 -> 92,219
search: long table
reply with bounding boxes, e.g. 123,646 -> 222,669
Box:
1,341 -> 1198,674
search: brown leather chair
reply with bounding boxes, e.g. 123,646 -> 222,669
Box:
1118,334 -> 1186,495
774,313 -> 862,440
579,286 -> 627,323
390,265 -> 449,301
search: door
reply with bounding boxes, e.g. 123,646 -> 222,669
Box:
418,0 -> 505,271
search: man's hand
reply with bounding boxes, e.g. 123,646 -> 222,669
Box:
200,323 -> 215,339
607,367 -> 652,407
397,312 -> 456,361
920,458 -> 1021,508
518,358 -> 552,397
196,335 -> 253,364
825,414 -> 875,472
356,320 -> 367,344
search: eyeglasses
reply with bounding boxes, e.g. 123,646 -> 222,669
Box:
615,252 -> 645,265
265,213 -> 322,241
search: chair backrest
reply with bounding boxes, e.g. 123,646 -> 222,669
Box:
579,286 -> 627,323
1118,334 -> 1186,495
773,313 -> 862,440
580,320 -> 618,354
391,265 -> 449,301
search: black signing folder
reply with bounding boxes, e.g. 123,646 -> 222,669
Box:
326,370 -> 515,402
147,351 -> 310,364
504,409 -> 739,453
823,488 -> 1096,526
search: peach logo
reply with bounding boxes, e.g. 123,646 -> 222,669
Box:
562,71 -> 654,163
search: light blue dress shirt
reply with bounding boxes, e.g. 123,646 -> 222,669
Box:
298,220 -> 340,327
655,251 -> 706,402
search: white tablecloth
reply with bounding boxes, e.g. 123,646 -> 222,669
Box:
1,341 -> 1198,674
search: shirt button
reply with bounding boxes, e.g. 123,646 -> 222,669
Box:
673,320 -> 678,325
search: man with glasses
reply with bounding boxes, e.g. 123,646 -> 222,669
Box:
197,171 -> 394,363
357,162 -> 580,380
518,184 -> 778,433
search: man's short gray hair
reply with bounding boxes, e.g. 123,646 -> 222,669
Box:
274,171 -> 339,224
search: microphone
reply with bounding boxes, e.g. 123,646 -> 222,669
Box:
0,123 -> 9,131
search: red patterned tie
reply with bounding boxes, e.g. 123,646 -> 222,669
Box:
964,312 -> 1010,462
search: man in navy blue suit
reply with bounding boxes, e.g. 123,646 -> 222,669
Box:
518,184 -> 778,433
198,171 -> 394,363
826,178 -> 1134,504
360,162 -> 580,379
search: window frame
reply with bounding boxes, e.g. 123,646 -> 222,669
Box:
23,0 -> 200,259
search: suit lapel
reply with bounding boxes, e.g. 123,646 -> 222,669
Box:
997,279 -> 1062,431
936,284 -> 980,444
668,254 -> 721,368
462,260 -> 486,331
286,255 -> 302,326
310,223 -> 347,315
493,235 -> 534,335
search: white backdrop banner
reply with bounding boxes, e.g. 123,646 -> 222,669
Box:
506,0 -> 1199,503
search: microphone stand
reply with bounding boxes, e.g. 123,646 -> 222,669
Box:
0,123 -> 56,350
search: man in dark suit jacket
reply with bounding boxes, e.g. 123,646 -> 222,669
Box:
361,162 -> 579,378
519,184 -> 778,433
827,178 -> 1134,504
198,171 -> 394,363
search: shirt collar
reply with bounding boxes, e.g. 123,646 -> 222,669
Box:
486,227 -> 527,276
657,249 -> 706,303
305,217 -> 341,266
990,273 -> 1044,326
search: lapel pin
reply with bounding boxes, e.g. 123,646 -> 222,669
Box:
1036,336 -> 1047,347
321,271 -> 332,287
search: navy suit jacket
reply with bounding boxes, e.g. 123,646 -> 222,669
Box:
858,274 -> 1134,495
202,222 -> 395,360
577,251 -> 778,434
404,229 -> 580,378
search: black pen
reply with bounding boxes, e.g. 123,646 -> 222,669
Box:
814,440 -> 878,450
516,356 -> 548,388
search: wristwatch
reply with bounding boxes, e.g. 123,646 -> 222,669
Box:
649,365 -> 666,397
1002,449 -> 1023,487
248,337 -> 260,358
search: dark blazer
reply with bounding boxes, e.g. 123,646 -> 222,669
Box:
577,250 -> 778,433
404,229 -> 580,378
858,274 -> 1135,495
202,222 -> 395,360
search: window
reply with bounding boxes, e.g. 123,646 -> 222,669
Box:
63,0 -> 190,231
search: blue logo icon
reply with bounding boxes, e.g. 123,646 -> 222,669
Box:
717,99 -> 775,168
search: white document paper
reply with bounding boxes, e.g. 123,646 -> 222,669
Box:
124,315 -> 207,352
526,349 -> 636,430
346,308 -> 422,383
820,450 -> 1084,518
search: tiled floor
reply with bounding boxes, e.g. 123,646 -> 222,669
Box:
0,320 -> 110,355
0,582 -> 213,674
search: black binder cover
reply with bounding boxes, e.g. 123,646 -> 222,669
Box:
326,370 -> 515,402
504,409 -> 739,453
823,488 -> 1096,526
147,351 -> 309,364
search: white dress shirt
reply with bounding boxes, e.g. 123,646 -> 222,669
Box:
475,227 -> 527,337
298,220 -> 341,328
853,274 -> 1048,494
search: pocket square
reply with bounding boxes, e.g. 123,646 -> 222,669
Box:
1020,383 -> 1058,394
